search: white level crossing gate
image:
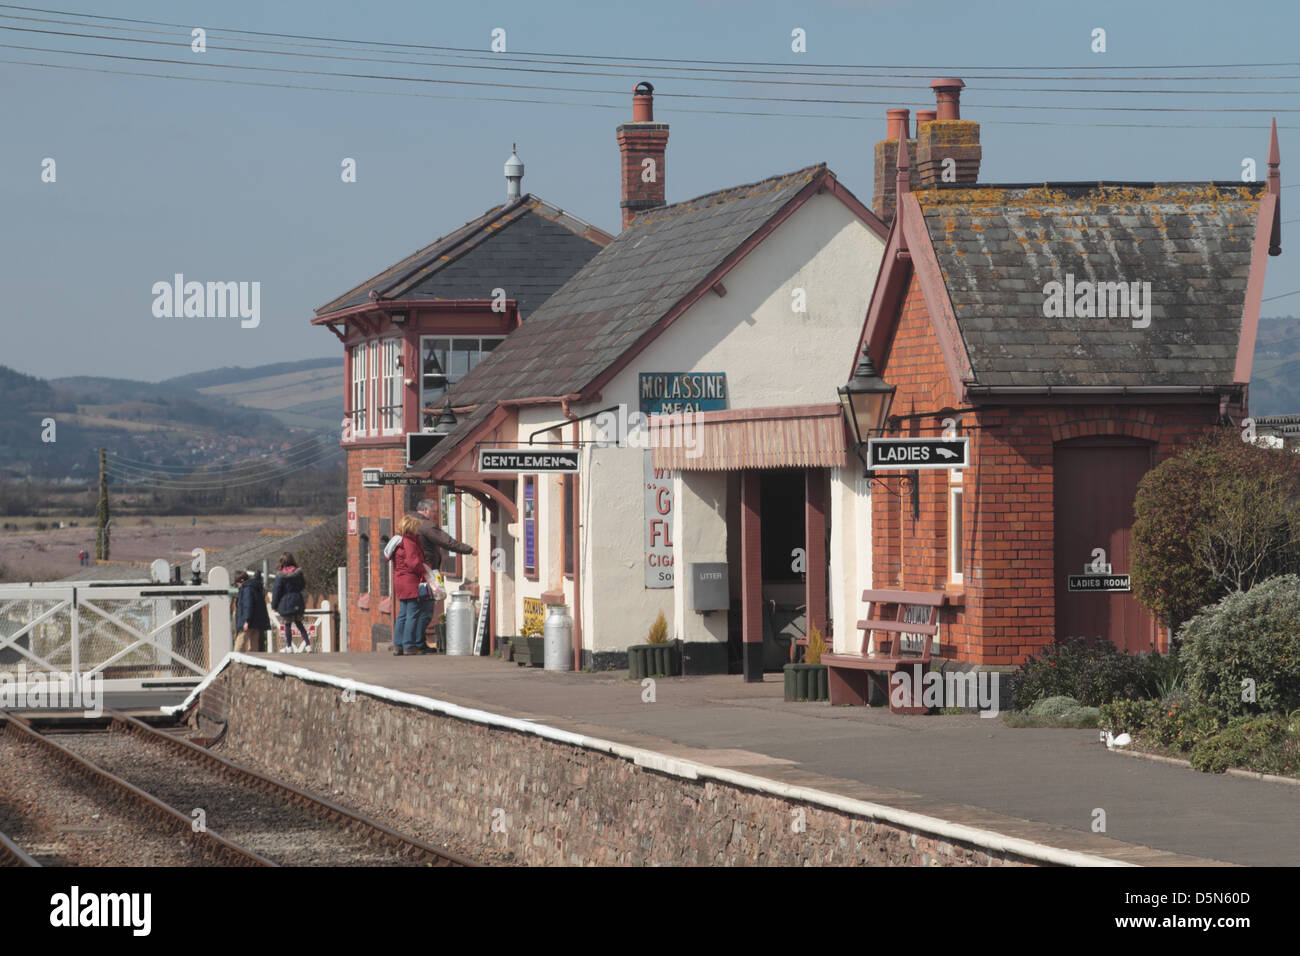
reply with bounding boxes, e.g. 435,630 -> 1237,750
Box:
0,571 -> 232,693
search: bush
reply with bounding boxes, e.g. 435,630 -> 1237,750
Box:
1189,715 -> 1300,775
646,610 -> 668,644
1132,429 -> 1300,633
1098,698 -> 1162,737
1178,574 -> 1300,721
1143,695 -> 1223,753
1009,636 -> 1170,709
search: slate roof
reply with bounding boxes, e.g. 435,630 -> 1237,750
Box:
410,164 -> 838,473
440,164 -> 831,410
917,182 -> 1266,388
315,196 -> 612,318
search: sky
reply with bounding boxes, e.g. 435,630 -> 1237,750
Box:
1,0 -> 1297,382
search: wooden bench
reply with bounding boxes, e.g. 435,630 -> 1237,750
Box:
822,589 -> 944,713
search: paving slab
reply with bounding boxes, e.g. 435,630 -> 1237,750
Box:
239,652 -> 1300,865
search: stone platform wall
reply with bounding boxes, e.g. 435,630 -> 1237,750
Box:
199,662 -> 1040,867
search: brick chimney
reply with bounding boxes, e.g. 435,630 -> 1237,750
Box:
872,109 -> 921,226
916,79 -> 981,187
617,82 -> 669,229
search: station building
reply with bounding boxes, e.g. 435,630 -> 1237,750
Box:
410,84 -> 888,674
312,155 -> 610,650
828,82 -> 1283,664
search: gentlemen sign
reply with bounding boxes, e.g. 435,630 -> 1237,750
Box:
639,372 -> 727,414
1068,573 -> 1131,592
866,437 -> 969,471
477,448 -> 580,474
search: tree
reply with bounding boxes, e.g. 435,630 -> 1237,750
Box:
1132,428 -> 1300,633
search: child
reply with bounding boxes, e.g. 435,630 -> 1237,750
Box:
271,552 -> 311,652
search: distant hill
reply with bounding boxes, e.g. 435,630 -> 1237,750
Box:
163,357 -> 338,390
1249,315 -> 1300,416
2,359 -> 341,481
187,360 -> 342,433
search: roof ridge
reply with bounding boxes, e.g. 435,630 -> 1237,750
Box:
626,162 -> 828,228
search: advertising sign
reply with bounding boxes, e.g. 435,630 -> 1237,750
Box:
644,455 -> 673,588
639,372 -> 728,415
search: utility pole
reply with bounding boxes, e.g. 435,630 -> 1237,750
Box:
95,447 -> 110,561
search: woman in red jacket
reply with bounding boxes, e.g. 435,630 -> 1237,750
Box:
392,514 -> 433,656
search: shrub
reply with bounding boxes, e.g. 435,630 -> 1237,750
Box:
1132,429 -> 1300,633
1098,698 -> 1162,737
805,622 -> 826,665
1178,574 -> 1300,721
1188,715 -> 1300,775
646,610 -> 669,644
1009,636 -> 1169,709
1142,695 -> 1223,753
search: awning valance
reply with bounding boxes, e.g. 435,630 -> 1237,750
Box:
649,403 -> 849,471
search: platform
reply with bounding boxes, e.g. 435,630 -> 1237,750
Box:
170,652 -> 1300,866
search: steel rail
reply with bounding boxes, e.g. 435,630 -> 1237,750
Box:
0,828 -> 40,866
0,711 -> 275,867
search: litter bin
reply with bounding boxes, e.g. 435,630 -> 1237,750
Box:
445,591 -> 474,656
543,604 -> 573,671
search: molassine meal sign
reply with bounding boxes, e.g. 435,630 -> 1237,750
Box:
639,372 -> 727,415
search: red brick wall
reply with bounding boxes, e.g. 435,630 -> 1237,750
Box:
873,272 -> 1221,665
345,442 -> 416,651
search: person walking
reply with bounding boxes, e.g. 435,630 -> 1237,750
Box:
271,552 -> 311,652
392,515 -> 432,656
233,570 -> 272,653
407,498 -> 476,652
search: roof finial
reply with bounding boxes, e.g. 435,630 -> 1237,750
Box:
504,144 -> 525,201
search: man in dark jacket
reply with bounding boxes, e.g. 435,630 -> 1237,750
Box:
408,498 -> 475,651
233,570 -> 272,653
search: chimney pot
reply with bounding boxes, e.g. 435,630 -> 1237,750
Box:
885,108 -> 911,142
930,78 -> 965,120
632,81 -> 655,122
916,109 -> 937,127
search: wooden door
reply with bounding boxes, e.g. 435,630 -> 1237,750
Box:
1053,438 -> 1156,653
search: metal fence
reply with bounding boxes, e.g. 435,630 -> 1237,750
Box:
0,582 -> 232,692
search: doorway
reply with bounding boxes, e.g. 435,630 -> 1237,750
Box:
1053,437 -> 1156,653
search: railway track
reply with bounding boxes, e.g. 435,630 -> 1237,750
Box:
0,710 -> 475,868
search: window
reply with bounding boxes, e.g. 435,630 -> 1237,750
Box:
440,487 -> 462,576
378,517 -> 391,597
368,340 -> 380,435
358,516 -> 371,594
420,336 -> 504,427
349,345 -> 368,437
523,476 -> 537,579
563,473 -> 574,577
949,466 -> 964,585
380,338 -> 402,434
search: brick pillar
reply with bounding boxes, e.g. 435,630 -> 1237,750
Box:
740,469 -> 763,682
804,468 -> 827,641
617,83 -> 669,229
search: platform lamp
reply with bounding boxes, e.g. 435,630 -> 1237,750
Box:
838,343 -> 896,466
